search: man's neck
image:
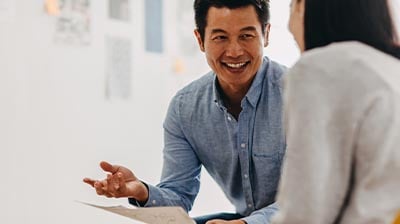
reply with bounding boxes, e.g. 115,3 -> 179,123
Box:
220,83 -> 251,120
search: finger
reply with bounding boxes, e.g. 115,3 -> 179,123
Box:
104,192 -> 113,198
115,172 -> 124,190
106,174 -> 116,194
106,176 -> 121,196
97,179 -> 115,197
109,173 -> 121,191
100,161 -> 120,174
94,181 -> 105,195
83,178 -> 96,187
108,174 -> 123,196
101,179 -> 109,192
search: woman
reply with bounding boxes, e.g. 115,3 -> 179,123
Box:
271,0 -> 400,223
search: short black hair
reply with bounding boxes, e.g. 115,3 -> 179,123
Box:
194,0 -> 270,42
303,0 -> 400,59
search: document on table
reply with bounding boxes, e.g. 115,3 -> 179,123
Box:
78,201 -> 195,224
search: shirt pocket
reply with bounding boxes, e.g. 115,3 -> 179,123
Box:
252,146 -> 285,197
252,147 -> 284,180
252,143 -> 285,159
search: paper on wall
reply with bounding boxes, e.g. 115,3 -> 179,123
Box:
77,201 -> 195,224
54,0 -> 91,45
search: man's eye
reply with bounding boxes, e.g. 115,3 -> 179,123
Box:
240,34 -> 254,39
213,36 -> 227,41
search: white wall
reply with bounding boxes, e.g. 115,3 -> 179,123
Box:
0,1 -> 297,224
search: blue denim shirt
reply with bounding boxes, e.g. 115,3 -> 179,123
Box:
130,57 -> 286,224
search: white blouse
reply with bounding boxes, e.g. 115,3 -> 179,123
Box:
272,41 -> 400,224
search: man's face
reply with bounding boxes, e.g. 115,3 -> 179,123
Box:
195,5 -> 269,90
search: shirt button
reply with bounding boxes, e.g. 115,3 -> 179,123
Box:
152,200 -> 156,205
248,204 -> 252,208
244,174 -> 248,179
240,143 -> 246,148
227,116 -> 232,121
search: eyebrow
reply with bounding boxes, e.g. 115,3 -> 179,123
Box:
210,26 -> 258,35
210,28 -> 227,35
240,26 -> 257,32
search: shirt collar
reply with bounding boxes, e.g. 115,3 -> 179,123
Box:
212,76 -> 225,109
245,57 -> 269,107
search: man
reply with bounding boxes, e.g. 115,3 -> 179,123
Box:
84,0 -> 286,223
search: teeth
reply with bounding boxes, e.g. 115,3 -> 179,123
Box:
226,62 -> 246,68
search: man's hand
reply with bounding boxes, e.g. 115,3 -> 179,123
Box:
205,219 -> 246,224
83,161 -> 149,202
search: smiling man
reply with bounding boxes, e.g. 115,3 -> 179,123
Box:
84,1 -> 286,224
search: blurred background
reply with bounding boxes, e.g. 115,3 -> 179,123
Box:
0,0 -> 398,224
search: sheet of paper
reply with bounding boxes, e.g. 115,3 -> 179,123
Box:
78,201 -> 195,224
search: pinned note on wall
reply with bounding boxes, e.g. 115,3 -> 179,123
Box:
53,0 -> 91,45
108,0 -> 130,21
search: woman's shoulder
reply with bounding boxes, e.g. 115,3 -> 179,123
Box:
294,41 -> 399,79
300,42 -> 369,64
300,41 -> 398,65
288,41 -> 400,101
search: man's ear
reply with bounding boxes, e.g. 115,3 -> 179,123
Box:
194,29 -> 205,52
263,23 -> 271,47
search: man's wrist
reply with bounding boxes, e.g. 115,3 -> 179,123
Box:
128,181 -> 149,207
135,181 -> 149,203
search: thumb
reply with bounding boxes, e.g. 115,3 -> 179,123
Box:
100,161 -> 120,174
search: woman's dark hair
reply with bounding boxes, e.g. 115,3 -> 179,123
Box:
194,0 -> 270,42
303,0 -> 400,59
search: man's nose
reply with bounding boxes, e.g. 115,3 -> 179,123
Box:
225,40 -> 244,58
